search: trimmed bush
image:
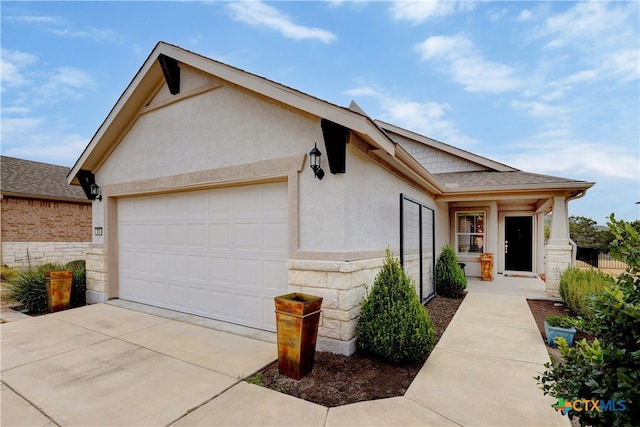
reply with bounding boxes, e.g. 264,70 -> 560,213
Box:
357,249 -> 435,364
6,261 -> 87,313
434,245 -> 467,297
559,267 -> 614,318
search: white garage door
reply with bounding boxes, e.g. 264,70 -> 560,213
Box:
118,182 -> 289,331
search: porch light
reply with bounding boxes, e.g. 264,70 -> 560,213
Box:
309,143 -> 325,180
90,182 -> 102,201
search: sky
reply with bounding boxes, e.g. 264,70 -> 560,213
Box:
1,0 -> 639,224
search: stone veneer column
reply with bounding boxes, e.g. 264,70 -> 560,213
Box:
544,196 -> 573,298
85,244 -> 108,303
545,245 -> 572,298
288,257 -> 385,355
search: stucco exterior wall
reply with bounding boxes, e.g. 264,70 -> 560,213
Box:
88,67 -> 444,354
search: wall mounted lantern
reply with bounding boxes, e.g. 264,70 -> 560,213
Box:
90,183 -> 102,201
309,143 -> 325,180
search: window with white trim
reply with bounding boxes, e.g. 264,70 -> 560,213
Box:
456,212 -> 485,255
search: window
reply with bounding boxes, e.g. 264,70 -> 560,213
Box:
456,212 -> 485,255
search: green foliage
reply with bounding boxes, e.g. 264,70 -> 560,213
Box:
357,249 -> 435,364
569,215 -> 612,250
545,314 -> 577,329
1,265 -> 19,282
434,245 -> 467,298
536,214 -> 640,426
559,267 -> 615,318
6,261 -> 86,313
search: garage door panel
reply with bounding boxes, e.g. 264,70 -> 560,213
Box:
263,223 -> 287,250
235,259 -> 261,287
235,294 -> 261,325
188,288 -> 211,315
119,183 -> 288,331
210,224 -> 233,247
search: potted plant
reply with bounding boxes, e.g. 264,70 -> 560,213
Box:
544,314 -> 577,347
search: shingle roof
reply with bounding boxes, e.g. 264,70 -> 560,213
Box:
435,170 -> 590,190
1,156 -> 88,202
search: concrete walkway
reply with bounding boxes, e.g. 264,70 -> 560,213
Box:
1,291 -> 568,426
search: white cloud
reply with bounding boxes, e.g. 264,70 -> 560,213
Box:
509,100 -> 568,118
6,13 -> 121,42
540,1 -> 632,49
517,9 -> 533,22
345,84 -> 477,148
502,134 -> 639,181
415,35 -> 523,93
1,116 -> 87,166
226,1 -> 336,43
0,49 -> 37,90
390,0 -> 475,25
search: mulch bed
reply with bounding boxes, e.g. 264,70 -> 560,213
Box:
248,294 -> 465,407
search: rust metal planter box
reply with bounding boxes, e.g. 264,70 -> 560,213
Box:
480,253 -> 494,281
45,271 -> 73,313
274,293 -> 323,380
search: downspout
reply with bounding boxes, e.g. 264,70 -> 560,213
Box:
566,191 -> 587,267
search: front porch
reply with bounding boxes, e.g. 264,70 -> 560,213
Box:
465,274 -> 555,301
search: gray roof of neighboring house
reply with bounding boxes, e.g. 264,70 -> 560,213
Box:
435,170 -> 590,190
1,156 -> 89,202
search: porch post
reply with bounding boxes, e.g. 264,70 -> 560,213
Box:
545,196 -> 572,298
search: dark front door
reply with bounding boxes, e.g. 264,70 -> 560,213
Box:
505,216 -> 533,272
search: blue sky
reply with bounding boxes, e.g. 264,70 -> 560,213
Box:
2,1 -> 638,223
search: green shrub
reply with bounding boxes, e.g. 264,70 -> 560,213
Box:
6,261 -> 87,313
1,265 -> 19,282
357,249 -> 435,364
536,214 -> 640,426
66,260 -> 87,308
559,267 -> 615,317
545,314 -> 577,329
434,245 -> 467,297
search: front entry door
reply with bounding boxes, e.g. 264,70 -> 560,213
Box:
505,216 -> 533,272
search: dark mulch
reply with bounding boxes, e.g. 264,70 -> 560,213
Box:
526,299 -> 594,345
248,294 -> 465,407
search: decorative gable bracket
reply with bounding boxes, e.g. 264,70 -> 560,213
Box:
321,119 -> 348,174
75,169 -> 98,200
158,54 -> 180,95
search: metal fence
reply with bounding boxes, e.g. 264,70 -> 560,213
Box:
576,247 -> 628,270
399,194 -> 435,303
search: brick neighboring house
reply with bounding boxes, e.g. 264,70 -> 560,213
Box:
1,156 -> 92,267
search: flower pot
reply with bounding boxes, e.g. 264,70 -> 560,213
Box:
45,271 -> 73,313
274,293 -> 323,380
480,253 -> 494,281
544,320 -> 577,347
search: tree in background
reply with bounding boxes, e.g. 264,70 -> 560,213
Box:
569,216 -> 612,250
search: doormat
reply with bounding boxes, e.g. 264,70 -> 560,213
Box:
504,273 -> 538,278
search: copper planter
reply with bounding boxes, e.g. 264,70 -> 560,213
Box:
274,293 -> 323,380
45,271 -> 73,313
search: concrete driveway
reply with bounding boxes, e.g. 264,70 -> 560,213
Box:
1,303 -> 326,426
2,292 -> 569,426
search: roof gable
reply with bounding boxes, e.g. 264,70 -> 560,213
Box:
375,120 -> 516,173
69,42 -> 400,185
1,156 -> 88,202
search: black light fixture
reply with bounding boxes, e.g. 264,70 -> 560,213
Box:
309,143 -> 325,180
90,182 -> 102,201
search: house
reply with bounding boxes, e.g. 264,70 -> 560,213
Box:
1,156 -> 92,267
68,42 -> 594,355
